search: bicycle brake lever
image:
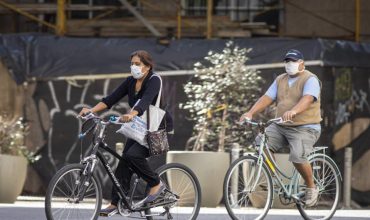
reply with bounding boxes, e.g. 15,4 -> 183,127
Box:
78,112 -> 95,120
236,117 -> 252,126
272,117 -> 293,124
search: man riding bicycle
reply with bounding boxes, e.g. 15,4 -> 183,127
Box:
240,49 -> 321,207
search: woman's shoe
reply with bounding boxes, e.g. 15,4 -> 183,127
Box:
135,182 -> 166,207
99,206 -> 118,217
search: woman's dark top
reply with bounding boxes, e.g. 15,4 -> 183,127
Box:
101,71 -> 173,132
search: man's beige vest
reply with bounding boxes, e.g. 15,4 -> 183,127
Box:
275,70 -> 322,126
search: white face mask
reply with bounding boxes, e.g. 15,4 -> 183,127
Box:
285,61 -> 303,76
130,65 -> 145,79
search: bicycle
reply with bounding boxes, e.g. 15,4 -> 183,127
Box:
185,104 -> 227,151
45,113 -> 201,220
223,118 -> 342,220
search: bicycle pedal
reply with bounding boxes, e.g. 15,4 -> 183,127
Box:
291,192 -> 305,205
149,198 -> 165,205
151,193 -> 166,202
99,209 -> 118,217
295,191 -> 306,199
291,197 -> 304,205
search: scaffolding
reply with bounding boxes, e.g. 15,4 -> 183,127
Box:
0,0 -> 278,38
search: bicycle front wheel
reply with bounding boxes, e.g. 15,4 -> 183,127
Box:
224,155 -> 273,220
45,164 -> 102,220
146,163 -> 201,220
296,155 -> 341,220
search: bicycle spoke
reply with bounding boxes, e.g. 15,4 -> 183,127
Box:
225,156 -> 273,220
177,181 -> 193,197
321,173 -> 336,186
46,166 -> 101,220
83,191 -> 97,198
296,156 -> 340,220
54,185 -> 70,198
66,207 -> 72,220
149,164 -> 200,220
57,206 -> 67,220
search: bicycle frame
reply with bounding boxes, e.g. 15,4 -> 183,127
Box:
80,117 -> 166,213
80,117 -> 143,211
246,124 -> 321,201
245,122 -> 341,202
245,131 -> 300,201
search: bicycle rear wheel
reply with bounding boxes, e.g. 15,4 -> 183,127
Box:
146,163 -> 201,220
296,155 -> 341,220
224,155 -> 273,220
45,164 -> 102,220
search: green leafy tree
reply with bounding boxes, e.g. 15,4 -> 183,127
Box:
181,41 -> 265,151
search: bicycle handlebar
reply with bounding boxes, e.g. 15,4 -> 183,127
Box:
78,113 -> 125,125
77,112 -> 96,120
77,113 -> 126,139
238,117 -> 293,127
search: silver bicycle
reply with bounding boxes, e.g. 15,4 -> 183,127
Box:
223,118 -> 342,220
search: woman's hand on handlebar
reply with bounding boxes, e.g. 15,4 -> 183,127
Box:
120,114 -> 134,122
120,110 -> 139,122
79,107 -> 92,117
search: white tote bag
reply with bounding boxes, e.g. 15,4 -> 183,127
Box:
116,115 -> 148,146
116,74 -> 166,146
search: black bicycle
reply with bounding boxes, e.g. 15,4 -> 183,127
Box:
45,113 -> 201,220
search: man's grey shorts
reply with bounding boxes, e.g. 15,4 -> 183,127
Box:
257,123 -> 321,163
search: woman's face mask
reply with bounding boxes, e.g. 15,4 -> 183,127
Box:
130,65 -> 145,79
285,60 -> 304,76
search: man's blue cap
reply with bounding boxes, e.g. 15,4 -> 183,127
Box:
284,49 -> 304,61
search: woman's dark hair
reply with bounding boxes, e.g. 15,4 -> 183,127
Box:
130,50 -> 154,70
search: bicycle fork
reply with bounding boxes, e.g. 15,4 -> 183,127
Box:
75,155 -> 98,202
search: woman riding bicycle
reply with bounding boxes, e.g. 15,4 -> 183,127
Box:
79,50 -> 173,217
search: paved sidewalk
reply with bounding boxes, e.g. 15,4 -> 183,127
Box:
0,196 -> 369,220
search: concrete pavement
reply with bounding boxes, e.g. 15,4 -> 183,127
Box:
0,197 -> 369,220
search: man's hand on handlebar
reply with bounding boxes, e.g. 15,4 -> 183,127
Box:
240,112 -> 253,122
282,110 -> 297,122
237,116 -> 293,127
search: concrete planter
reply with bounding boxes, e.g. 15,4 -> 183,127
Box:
0,154 -> 28,203
166,151 -> 230,207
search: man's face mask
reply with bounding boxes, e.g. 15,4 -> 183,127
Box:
130,65 -> 145,79
285,60 -> 304,76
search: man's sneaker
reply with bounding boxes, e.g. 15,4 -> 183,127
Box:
99,206 -> 118,217
305,187 -> 319,207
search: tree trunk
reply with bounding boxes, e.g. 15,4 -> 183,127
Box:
218,107 -> 227,152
